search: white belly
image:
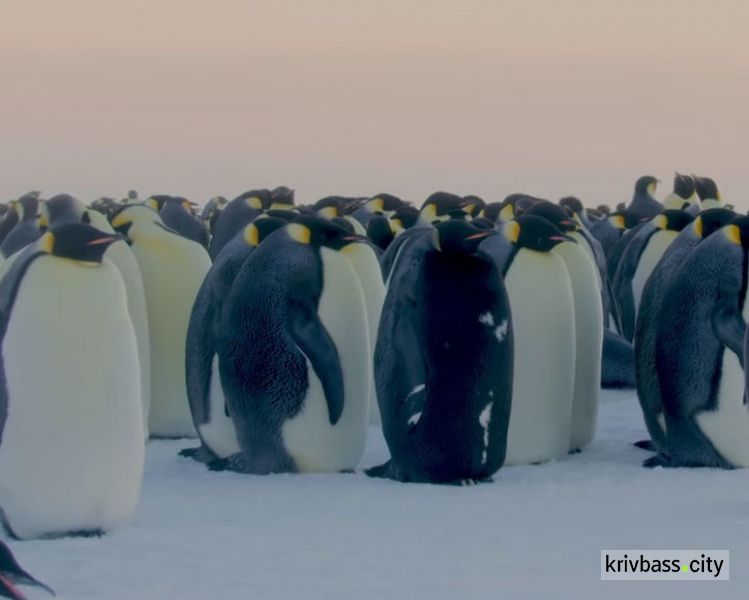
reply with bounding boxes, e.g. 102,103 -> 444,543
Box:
197,355 -> 240,459
0,257 -> 144,539
281,248 -> 370,472
504,250 -> 576,465
342,243 -> 385,426
132,237 -> 210,437
555,242 -> 603,451
632,231 -> 676,315
695,349 -> 749,467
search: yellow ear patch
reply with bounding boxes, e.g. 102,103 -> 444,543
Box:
146,198 -> 159,211
246,197 -> 263,210
40,232 -> 55,254
39,213 -> 49,228
725,224 -> 741,246
504,220 -> 520,243
243,223 -> 260,247
653,215 -> 668,230
420,203 -> 438,223
111,213 -> 130,228
693,217 -> 703,238
499,204 -> 514,221
287,223 -> 311,244
370,197 -> 384,213
318,206 -> 338,219
611,214 -> 625,229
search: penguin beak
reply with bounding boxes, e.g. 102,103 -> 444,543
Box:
0,574 -> 25,600
87,235 -> 121,246
465,231 -> 495,241
549,235 -> 575,243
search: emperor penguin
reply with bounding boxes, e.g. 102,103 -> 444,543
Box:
1,192 -> 42,258
269,185 -> 295,210
209,189 -> 270,259
493,215 -> 576,465
612,209 -> 694,341
389,205 -> 420,237
155,196 -> 209,248
416,191 -> 471,226
0,224 -> 144,539
523,203 -> 603,451
626,175 -> 663,220
663,173 -> 700,213
635,208 -> 735,451
0,202 -> 20,247
351,193 -> 405,227
111,205 -> 211,438
211,217 -> 371,473
650,217 -> 749,468
40,193 -> 87,228
201,195 -> 228,235
86,208 -> 152,438
183,217 -> 288,463
694,175 -> 725,209
366,214 -> 395,251
589,210 -> 627,260
559,196 -> 593,231
368,220 -> 513,484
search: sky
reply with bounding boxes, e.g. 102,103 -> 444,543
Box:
1,0 -> 747,208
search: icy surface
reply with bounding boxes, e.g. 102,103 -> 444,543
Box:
7,390 -> 749,599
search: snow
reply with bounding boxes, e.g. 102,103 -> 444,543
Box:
7,389 -> 749,599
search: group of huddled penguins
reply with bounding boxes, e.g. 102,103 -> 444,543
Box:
0,172 -> 744,595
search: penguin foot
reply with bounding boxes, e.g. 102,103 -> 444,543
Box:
634,440 -> 656,452
364,461 -> 397,480
179,445 -> 217,463
643,454 -> 671,468
208,452 -> 296,475
568,448 -> 582,455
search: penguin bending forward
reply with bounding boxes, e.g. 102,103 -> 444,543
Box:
211,217 -> 371,473
0,224 -> 144,539
368,220 -> 513,484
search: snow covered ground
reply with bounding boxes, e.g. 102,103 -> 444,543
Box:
8,389 -> 749,599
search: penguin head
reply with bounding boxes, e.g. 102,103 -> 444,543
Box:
366,214 -> 395,250
40,223 -> 121,264
432,220 -> 495,255
419,192 -> 466,226
460,195 -> 486,217
500,193 -> 543,221
367,193 -> 404,215
652,209 -> 694,232
269,186 -> 295,210
146,195 -> 172,212
635,175 -> 659,197
673,173 -> 695,200
285,216 -> 363,251
390,205 -> 420,234
503,215 -> 574,252
110,204 -> 164,239
16,191 -> 41,222
559,196 -> 584,216
242,217 -> 288,247
722,216 -> 749,251
694,176 -> 721,202
596,204 -> 611,216
693,208 -> 735,239
314,197 -> 344,219
235,189 -> 272,211
41,194 -> 87,229
523,201 -> 577,233
480,202 -> 503,223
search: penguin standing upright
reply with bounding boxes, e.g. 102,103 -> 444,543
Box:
368,221 -> 513,484
694,176 -> 724,209
612,210 -> 694,341
626,175 -> 663,220
1,192 -> 42,258
112,205 -> 211,438
651,218 -> 749,468
523,203 -> 603,451
156,196 -> 209,248
662,173 -> 700,213
635,209 -> 735,451
0,224 -> 144,539
491,215 -> 576,465
183,218 -> 288,463
213,217 -> 371,473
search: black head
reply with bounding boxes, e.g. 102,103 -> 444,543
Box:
634,175 -> 658,196
672,173 -> 695,199
693,208 -> 735,239
234,189 -> 272,210
271,186 -> 295,208
694,176 -> 720,201
523,201 -> 577,233
42,223 -> 121,263
654,209 -> 694,232
481,202 -> 503,223
471,217 -> 496,230
596,204 -> 611,216
265,209 -> 298,222
504,214 -> 574,252
367,193 -> 404,214
243,217 -> 288,247
559,196 -> 584,215
314,197 -> 344,219
461,195 -> 486,216
17,192 -> 41,222
420,192 -> 466,224
285,215 -> 358,250
146,195 -> 172,212
331,217 -> 356,234
43,193 -> 83,228
390,205 -> 419,232
433,219 -> 495,255
366,214 -> 395,250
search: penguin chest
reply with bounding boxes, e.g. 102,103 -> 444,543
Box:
0,258 -> 144,538
632,231 -> 677,315
503,250 -> 576,465
695,349 -> 749,467
281,248 -> 370,472
197,354 -> 240,459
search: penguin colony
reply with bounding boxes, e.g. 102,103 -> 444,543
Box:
0,174 -> 744,559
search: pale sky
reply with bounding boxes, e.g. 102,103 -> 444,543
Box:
1,0 -> 747,208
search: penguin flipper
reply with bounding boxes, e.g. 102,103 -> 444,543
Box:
289,304 -> 344,426
711,303 -> 746,367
